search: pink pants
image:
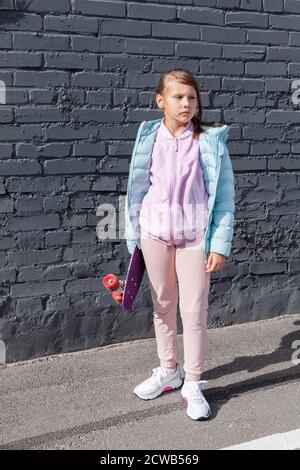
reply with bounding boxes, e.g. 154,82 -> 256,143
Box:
140,229 -> 211,381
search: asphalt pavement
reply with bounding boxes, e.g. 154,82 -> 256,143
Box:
0,313 -> 300,450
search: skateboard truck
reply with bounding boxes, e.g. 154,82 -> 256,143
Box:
103,274 -> 125,305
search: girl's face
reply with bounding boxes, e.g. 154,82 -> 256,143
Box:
156,79 -> 199,123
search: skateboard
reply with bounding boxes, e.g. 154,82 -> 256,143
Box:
103,245 -> 146,310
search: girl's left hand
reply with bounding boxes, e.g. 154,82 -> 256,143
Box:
205,252 -> 227,272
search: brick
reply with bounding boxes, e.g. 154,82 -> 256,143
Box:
265,79 -> 290,92
44,15 -> 98,34
8,248 -> 61,266
71,36 -> 100,52
29,89 -> 56,104
62,214 -> 87,228
268,159 -> 300,170
101,19 -> 151,36
7,215 -> 60,231
44,159 -> 96,175
245,62 -> 287,76
73,142 -> 105,157
0,51 -> 42,67
0,0 -> 14,9
225,12 -> 268,28
177,42 -> 222,58
99,36 -> 125,53
45,265 -> 71,281
234,95 -> 256,107
71,109 -> 123,123
72,0 -> 126,17
223,78 -> 264,92
224,109 -> 265,123
0,198 -> 14,213
125,38 -> 174,55
0,178 -> 5,194
16,297 -> 43,315
201,60 -> 243,75
201,25 -> 246,43
0,13 -> 42,31
13,32 -> 69,51
289,260 -> 300,273
15,107 -> 65,123
66,176 -> 91,191
267,110 -> 300,123
0,32 -> 12,48
0,268 -> 16,283
71,72 -> 122,88
218,0 -> 239,6
290,32 -> 300,46
269,14 -> 300,31
86,90 -> 111,105
284,0 -> 300,13
15,197 -> 42,213
5,89 -> 28,105
45,52 -> 98,70
250,143 -> 290,155
15,0 -> 70,13
0,160 -> 41,176
289,63 -> 300,75
0,236 -> 14,250
15,70 -> 69,87
5,177 -> 63,194
66,278 -> 99,294
128,3 -> 176,21
45,231 -> 70,247
17,231 -> 43,249
72,229 -> 96,244
267,46 -> 300,61
43,196 -> 69,211
11,281 -> 64,298
153,23 -> 200,40
233,158 -> 267,171
16,143 -> 71,158
223,45 -> 265,60
45,124 -> 100,141
247,30 -> 289,45
249,262 -> 287,274
263,0 -> 283,12
0,108 -> 13,123
240,0 -> 262,9
178,7 -> 224,26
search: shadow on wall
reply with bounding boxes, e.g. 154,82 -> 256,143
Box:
0,1 -> 29,27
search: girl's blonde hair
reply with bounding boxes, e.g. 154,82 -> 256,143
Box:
155,68 -> 220,139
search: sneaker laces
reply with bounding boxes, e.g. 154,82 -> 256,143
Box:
186,380 -> 208,403
149,367 -> 171,386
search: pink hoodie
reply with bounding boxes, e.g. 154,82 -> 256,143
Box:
139,118 -> 209,247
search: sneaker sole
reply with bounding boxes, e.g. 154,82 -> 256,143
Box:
181,396 -> 211,420
134,378 -> 183,400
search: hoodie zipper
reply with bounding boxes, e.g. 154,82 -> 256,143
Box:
170,138 -> 178,240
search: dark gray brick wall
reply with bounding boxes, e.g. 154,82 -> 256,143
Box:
0,0 -> 299,363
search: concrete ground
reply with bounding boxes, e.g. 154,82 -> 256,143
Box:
0,313 -> 300,450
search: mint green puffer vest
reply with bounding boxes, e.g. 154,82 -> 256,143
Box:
125,119 -> 235,258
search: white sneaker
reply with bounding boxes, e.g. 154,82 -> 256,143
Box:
181,380 -> 211,420
134,364 -> 183,400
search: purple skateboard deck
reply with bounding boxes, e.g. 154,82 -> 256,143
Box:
122,245 -> 146,310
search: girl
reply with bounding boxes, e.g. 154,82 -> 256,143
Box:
125,68 -> 235,421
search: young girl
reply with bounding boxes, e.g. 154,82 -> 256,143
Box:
125,68 -> 235,421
